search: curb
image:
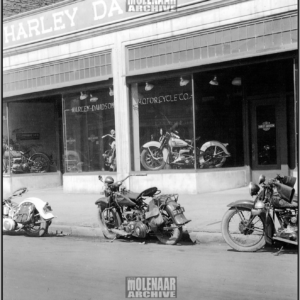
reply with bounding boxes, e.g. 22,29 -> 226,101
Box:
49,224 -> 226,244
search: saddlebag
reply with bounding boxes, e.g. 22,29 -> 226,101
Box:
152,194 -> 190,226
145,199 -> 164,231
13,202 -> 35,224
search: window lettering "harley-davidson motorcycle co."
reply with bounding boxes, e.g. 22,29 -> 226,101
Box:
139,93 -> 192,105
71,102 -> 114,112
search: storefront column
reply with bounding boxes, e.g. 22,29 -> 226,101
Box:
293,58 -> 299,193
131,83 -> 141,171
112,37 -> 131,184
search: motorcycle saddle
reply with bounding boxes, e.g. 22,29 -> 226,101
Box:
126,187 -> 158,201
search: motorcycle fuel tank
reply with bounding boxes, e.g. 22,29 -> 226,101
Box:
169,138 -> 188,148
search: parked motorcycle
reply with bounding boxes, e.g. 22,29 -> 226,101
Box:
95,174 -> 190,245
3,187 -> 54,237
3,145 -> 51,174
140,122 -> 231,171
102,130 -> 116,172
221,174 -> 298,252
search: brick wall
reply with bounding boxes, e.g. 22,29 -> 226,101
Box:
3,0 -> 75,18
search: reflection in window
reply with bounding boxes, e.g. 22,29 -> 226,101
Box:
63,88 -> 115,172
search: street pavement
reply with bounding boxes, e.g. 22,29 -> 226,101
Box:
3,185 -> 252,243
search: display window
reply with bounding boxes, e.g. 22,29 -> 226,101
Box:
63,87 -> 115,173
3,98 -> 58,175
129,71 -> 245,172
130,76 -> 194,171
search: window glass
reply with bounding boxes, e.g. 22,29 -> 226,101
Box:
130,76 -> 194,171
5,98 -> 58,174
63,88 -> 115,172
129,71 -> 244,172
194,71 -> 244,168
2,104 -> 10,174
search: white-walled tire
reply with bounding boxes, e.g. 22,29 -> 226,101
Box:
221,208 -> 266,252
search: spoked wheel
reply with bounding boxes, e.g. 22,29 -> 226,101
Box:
30,153 -> 50,172
141,147 -> 165,171
221,208 -> 266,252
24,216 -> 48,237
155,211 -> 183,245
200,146 -> 227,168
98,206 -> 122,239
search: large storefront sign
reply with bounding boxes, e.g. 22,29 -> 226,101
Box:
4,0 -> 200,49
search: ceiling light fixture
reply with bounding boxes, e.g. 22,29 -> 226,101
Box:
145,82 -> 154,91
209,76 -> 219,86
109,87 -> 114,96
180,77 -> 190,86
80,92 -> 88,100
232,77 -> 242,86
90,94 -> 98,102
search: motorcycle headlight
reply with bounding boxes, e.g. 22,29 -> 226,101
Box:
249,182 -> 260,196
254,200 -> 265,209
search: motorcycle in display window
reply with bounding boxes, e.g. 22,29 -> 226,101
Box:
95,174 -> 191,245
221,174 -> 298,252
3,187 -> 55,237
140,122 -> 231,171
102,130 -> 116,172
3,145 -> 51,174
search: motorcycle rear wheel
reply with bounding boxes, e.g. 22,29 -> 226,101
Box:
200,146 -> 226,168
141,147 -> 165,171
24,217 -> 49,237
221,208 -> 266,252
30,153 -> 50,172
98,207 -> 122,239
155,211 -> 183,245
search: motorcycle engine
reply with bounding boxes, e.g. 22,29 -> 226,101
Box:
123,209 -> 148,238
11,158 -> 30,173
277,209 -> 298,241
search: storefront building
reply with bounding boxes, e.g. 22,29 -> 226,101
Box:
3,0 -> 298,194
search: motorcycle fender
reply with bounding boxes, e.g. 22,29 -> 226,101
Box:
227,199 -> 254,210
95,197 -> 110,210
165,201 -> 190,226
200,141 -> 230,155
19,197 -> 54,220
142,141 -> 161,149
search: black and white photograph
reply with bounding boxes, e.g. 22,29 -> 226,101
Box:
2,0 -> 299,299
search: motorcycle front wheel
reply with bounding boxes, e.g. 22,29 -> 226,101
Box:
98,206 -> 122,239
24,216 -> 49,237
200,146 -> 226,168
30,153 -> 50,172
221,208 -> 266,252
141,147 -> 165,171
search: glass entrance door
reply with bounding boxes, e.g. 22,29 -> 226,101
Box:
250,99 -> 280,170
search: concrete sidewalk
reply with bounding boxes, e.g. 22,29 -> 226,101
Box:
6,185 -> 250,243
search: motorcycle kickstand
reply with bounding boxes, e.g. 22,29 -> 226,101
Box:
274,245 -> 284,256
